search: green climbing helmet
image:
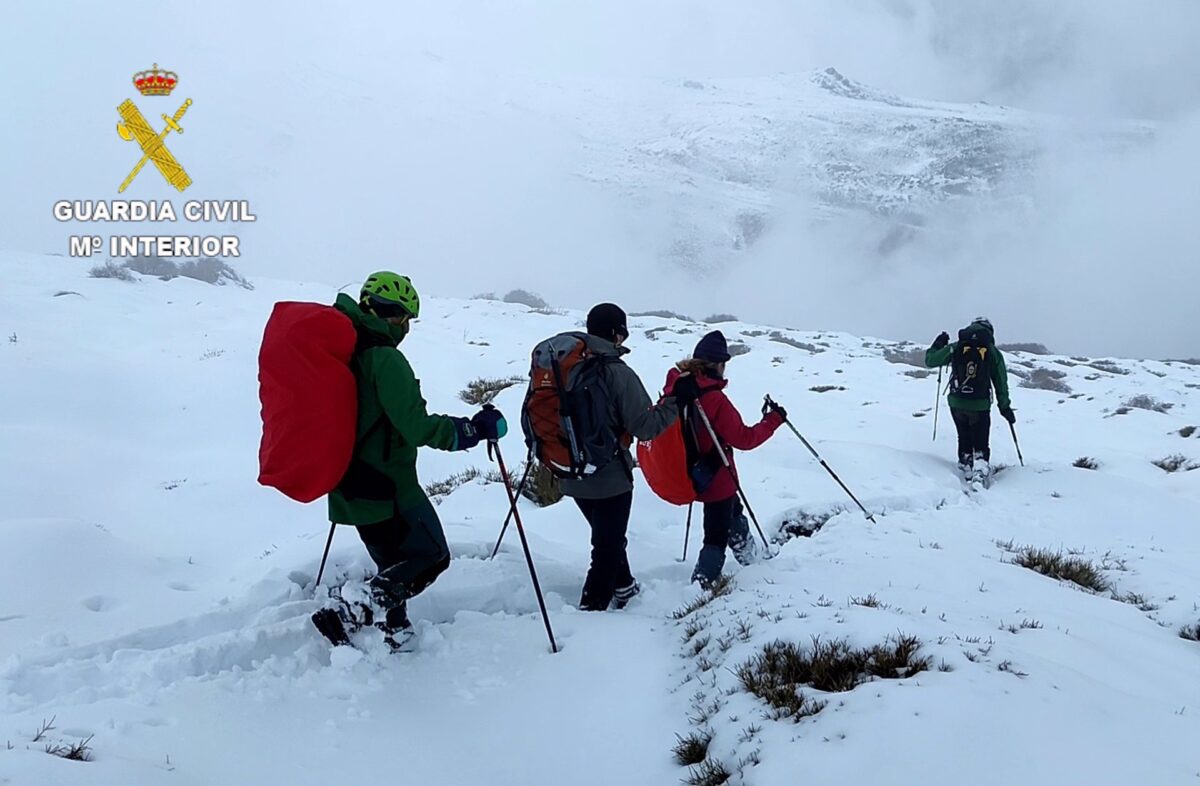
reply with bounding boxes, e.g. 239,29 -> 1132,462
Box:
360,271 -> 419,319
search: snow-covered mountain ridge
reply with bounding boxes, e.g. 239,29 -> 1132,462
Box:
1,252 -> 1197,785
564,67 -> 1151,271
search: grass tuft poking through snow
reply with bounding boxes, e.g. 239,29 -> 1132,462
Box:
672,729 -> 713,766
683,758 -> 733,786
737,634 -> 930,720
1112,591 -> 1159,612
1073,457 -> 1100,470
1152,454 -> 1198,473
1012,547 -> 1110,592
44,736 -> 94,763
672,576 -> 735,620
425,467 -> 483,501
862,634 -> 933,679
1180,623 -> 1200,642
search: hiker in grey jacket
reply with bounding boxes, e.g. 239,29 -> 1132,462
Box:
561,303 -> 698,611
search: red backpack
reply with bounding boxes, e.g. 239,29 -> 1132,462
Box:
257,302 -> 358,503
637,417 -> 697,505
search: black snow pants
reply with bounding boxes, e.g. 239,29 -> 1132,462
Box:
693,495 -> 754,586
951,408 -> 991,467
573,490 -> 636,611
355,494 -> 450,627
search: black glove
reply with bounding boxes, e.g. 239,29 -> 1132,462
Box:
672,374 -> 700,407
449,417 -> 480,451
762,398 -> 788,421
932,331 -> 950,350
472,406 -> 508,441
1000,406 -> 1016,424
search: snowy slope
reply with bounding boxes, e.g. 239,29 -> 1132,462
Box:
1,252 -> 1198,785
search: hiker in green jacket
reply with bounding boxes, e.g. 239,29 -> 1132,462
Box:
925,317 -> 1014,484
312,272 -> 506,646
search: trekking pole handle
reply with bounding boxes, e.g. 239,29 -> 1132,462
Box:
763,394 -> 785,420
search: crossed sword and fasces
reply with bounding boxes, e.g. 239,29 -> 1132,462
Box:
116,98 -> 193,193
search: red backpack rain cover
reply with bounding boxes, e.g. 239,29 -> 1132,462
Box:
637,416 -> 697,506
257,302 -> 358,503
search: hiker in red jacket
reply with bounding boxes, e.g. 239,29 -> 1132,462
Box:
663,330 -> 785,588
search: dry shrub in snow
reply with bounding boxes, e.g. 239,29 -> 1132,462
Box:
1123,395 -> 1173,414
88,261 -> 134,281
502,289 -> 549,309
998,342 -> 1051,355
883,346 -> 926,367
631,309 -> 692,321
1020,368 -> 1072,394
459,375 -> 524,406
769,332 -> 822,353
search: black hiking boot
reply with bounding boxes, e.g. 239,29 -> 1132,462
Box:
612,580 -> 641,610
311,597 -> 373,647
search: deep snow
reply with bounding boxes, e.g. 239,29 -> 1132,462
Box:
1,252 -> 1198,785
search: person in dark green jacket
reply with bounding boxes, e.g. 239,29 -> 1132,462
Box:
924,317 -> 1014,483
312,272 -> 506,645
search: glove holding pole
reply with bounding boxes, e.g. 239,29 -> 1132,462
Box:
765,395 -> 877,524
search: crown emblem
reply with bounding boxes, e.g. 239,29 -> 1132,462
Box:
132,63 -> 178,96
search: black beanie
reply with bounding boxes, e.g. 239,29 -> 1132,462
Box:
586,303 -> 628,343
693,330 -> 731,363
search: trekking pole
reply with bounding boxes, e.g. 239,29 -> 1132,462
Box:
765,395 -> 877,524
933,366 -> 943,442
681,503 -> 693,562
314,522 -> 337,589
487,439 -> 559,653
1008,421 -> 1025,467
489,459 -> 534,559
692,404 -> 772,551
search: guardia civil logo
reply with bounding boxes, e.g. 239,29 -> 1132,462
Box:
116,64 -> 193,193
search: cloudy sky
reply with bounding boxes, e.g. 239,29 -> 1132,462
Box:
2,1 -> 1197,357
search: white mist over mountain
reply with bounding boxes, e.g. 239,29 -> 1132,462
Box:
1,1 -> 1197,357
